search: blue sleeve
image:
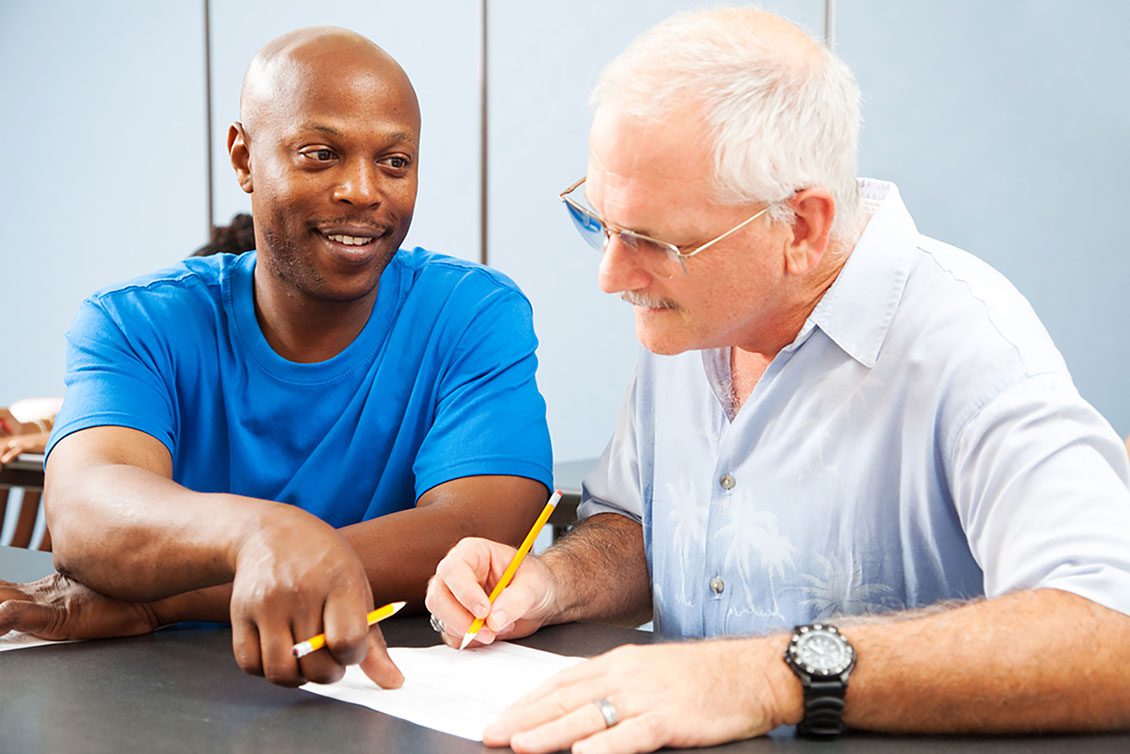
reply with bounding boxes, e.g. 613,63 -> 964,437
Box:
412,288 -> 553,497
46,297 -> 177,459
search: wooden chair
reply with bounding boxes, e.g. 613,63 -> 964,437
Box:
0,457 -> 50,551
0,488 -> 50,551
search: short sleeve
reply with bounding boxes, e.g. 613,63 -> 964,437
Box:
411,288 -> 552,496
951,372 -> 1130,616
46,297 -> 177,459
578,369 -> 645,524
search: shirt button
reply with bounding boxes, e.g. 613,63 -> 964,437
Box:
719,474 -> 736,491
710,576 -> 725,594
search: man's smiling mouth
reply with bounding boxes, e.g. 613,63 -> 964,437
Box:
323,233 -> 375,247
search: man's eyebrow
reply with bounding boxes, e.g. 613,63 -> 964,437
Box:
296,123 -> 418,146
390,131 -> 418,145
294,123 -> 341,136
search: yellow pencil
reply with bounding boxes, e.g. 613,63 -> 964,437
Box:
292,600 -> 407,659
459,490 -> 562,650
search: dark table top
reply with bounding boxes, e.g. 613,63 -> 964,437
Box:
2,545 -> 1127,753
0,452 -> 45,490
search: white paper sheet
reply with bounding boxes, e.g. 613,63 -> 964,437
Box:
0,630 -> 75,652
300,641 -> 585,741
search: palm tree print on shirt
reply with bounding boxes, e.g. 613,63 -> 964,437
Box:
717,504 -> 798,626
798,552 -> 904,620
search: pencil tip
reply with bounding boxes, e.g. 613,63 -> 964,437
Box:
459,633 -> 475,650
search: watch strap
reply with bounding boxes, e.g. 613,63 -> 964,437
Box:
797,678 -> 847,737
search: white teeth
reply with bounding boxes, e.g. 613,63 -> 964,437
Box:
326,234 -> 374,246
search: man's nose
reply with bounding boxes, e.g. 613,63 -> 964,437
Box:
333,159 -> 381,208
598,233 -> 653,294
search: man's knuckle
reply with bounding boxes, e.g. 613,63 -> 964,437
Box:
641,714 -> 672,747
237,657 -> 263,676
303,662 -> 344,685
264,666 -> 299,686
330,628 -> 366,651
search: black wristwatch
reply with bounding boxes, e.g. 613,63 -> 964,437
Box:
783,623 -> 856,738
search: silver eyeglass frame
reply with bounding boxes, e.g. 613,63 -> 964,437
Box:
559,176 -> 778,275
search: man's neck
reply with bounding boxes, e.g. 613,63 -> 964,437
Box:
252,269 -> 379,364
729,238 -> 856,413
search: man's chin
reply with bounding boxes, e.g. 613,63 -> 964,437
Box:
309,277 -> 383,304
635,320 -> 692,356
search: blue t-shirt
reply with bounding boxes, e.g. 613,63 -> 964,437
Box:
48,249 -> 553,527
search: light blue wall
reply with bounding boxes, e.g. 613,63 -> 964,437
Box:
2,1 -> 1127,457
0,1 -> 208,404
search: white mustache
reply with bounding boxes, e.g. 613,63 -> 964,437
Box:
621,291 -> 679,310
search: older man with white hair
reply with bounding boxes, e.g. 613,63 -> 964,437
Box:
426,6 -> 1130,752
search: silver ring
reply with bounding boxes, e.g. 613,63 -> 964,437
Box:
429,613 -> 446,634
593,698 -> 619,728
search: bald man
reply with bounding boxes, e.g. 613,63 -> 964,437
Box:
0,28 -> 551,689
425,8 -> 1130,751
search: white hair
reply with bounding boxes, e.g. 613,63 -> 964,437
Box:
590,7 -> 862,239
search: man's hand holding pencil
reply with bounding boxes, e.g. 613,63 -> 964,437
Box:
425,491 -> 563,649
227,505 -> 404,689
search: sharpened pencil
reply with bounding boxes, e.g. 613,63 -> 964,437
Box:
459,490 -> 562,650
292,600 -> 407,659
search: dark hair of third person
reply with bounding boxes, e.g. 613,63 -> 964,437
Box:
193,213 -> 256,257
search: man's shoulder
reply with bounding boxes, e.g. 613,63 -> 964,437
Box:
81,253 -> 245,336
911,237 -> 1016,297
88,253 -> 238,308
395,247 -> 528,303
905,237 -> 1058,366
888,236 -> 1069,407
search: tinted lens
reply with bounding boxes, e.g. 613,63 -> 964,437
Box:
563,200 -> 607,251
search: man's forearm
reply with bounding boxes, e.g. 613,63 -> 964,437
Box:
152,476 -> 550,621
151,505 -> 531,625
151,583 -> 233,625
48,464 -> 278,602
837,588 -> 1130,732
338,476 -> 549,610
540,512 -> 651,627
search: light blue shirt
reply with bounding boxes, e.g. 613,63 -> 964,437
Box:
579,180 -> 1130,638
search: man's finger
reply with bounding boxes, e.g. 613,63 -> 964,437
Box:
495,658 -> 612,733
0,599 -> 57,637
426,577 -> 479,635
568,715 -> 667,754
358,628 -> 404,689
231,618 -> 264,677
321,589 -> 370,668
486,577 -> 546,634
259,616 -> 302,687
435,541 -> 499,618
294,607 -> 347,685
506,699 -> 614,754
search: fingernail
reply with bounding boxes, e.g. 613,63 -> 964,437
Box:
482,723 -> 504,742
489,611 -> 508,630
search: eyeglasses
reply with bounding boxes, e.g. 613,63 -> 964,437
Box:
559,177 -> 776,277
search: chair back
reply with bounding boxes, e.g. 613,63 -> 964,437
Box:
0,458 -> 50,551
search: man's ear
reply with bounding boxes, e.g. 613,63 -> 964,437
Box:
783,188 -> 835,276
228,122 -> 253,194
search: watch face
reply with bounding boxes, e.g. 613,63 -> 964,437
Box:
788,625 -> 854,677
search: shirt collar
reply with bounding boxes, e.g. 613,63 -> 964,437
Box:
803,179 -> 919,368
